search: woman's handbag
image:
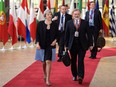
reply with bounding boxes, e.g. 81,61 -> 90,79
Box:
62,50 -> 71,67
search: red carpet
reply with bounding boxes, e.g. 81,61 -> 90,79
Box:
3,48 -> 116,87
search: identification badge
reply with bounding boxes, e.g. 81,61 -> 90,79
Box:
74,31 -> 79,37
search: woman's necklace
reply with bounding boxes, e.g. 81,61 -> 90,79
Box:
45,20 -> 52,30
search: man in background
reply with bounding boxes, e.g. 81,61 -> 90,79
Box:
85,1 -> 103,59
53,5 -> 72,62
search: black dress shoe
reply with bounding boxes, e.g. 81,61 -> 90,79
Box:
90,57 -> 96,59
72,77 -> 77,81
78,77 -> 83,84
89,56 -> 96,59
91,57 -> 96,59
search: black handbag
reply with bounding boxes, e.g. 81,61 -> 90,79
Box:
97,36 -> 106,52
62,50 -> 71,67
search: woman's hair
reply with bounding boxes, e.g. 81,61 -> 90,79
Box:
44,9 -> 52,17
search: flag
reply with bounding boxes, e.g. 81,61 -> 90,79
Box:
77,0 -> 82,11
53,0 -> 58,14
17,0 -> 31,43
47,0 -> 51,10
86,0 -> 90,11
0,0 -> 8,45
69,0 -> 75,14
29,1 -> 36,42
37,0 -> 44,21
95,0 -> 99,9
102,0 -> 109,36
109,0 -> 116,37
62,0 -> 65,5
8,0 -> 18,45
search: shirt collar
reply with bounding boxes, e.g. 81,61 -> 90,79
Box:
60,13 -> 65,16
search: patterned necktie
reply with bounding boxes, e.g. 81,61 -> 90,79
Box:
75,19 -> 79,28
74,19 -> 81,30
90,10 -> 93,19
60,15 -> 64,32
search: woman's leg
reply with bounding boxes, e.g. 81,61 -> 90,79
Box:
45,60 -> 52,85
43,62 -> 46,81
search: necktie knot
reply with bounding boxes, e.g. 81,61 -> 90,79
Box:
75,19 -> 79,25
91,10 -> 94,15
90,10 -> 94,19
60,14 -> 64,32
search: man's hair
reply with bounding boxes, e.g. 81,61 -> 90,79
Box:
72,9 -> 81,15
90,1 -> 95,4
65,4 -> 68,7
60,5 -> 66,8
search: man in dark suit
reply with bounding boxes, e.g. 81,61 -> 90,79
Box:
65,9 -> 93,84
53,5 -> 72,62
85,1 -> 103,59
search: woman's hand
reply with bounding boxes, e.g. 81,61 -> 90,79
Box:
36,43 -> 41,49
51,39 -> 56,46
89,46 -> 93,50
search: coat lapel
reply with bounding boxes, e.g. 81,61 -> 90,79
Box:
71,20 -> 76,33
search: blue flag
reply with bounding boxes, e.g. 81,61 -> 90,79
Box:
26,20 -> 31,43
95,0 -> 99,9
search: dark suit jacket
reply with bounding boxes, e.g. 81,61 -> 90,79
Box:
36,21 -> 59,49
65,19 -> 93,50
85,9 -> 102,31
53,12 -> 72,31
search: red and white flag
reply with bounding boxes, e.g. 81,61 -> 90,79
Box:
17,0 -> 30,42
37,0 -> 44,21
62,0 -> 65,5
47,0 -> 51,10
8,0 -> 18,45
86,0 -> 90,11
29,1 -> 36,42
69,0 -> 74,14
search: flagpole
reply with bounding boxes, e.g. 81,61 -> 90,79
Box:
0,46 -> 6,52
111,37 -> 116,42
30,41 -> 35,48
22,42 -> 27,49
9,37 -> 15,50
9,46 -> 15,50
9,38 -> 15,50
17,36 -> 22,49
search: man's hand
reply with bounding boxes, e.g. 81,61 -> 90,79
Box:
99,29 -> 103,33
52,16 -> 58,21
89,46 -> 93,50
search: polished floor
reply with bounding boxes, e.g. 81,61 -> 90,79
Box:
0,37 -> 116,87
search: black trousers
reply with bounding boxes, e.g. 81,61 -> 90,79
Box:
70,38 -> 86,79
89,26 -> 99,57
58,32 -> 65,58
